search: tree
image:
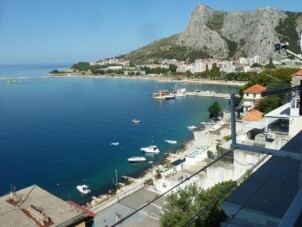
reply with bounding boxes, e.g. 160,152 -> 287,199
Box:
256,95 -> 282,114
208,101 -> 221,119
169,64 -> 178,73
160,181 -> 234,227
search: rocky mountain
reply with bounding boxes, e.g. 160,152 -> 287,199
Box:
124,4 -> 302,63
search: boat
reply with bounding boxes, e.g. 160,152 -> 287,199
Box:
188,125 -> 197,130
153,90 -> 169,100
165,94 -> 176,100
76,185 -> 91,194
127,156 -> 146,163
172,86 -> 186,97
165,140 -> 177,144
132,119 -> 141,124
110,142 -> 119,146
140,145 -> 160,154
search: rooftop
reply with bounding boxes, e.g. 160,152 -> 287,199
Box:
222,130 -> 302,223
293,70 -> 302,77
0,185 -> 90,227
242,109 -> 263,121
243,84 -> 267,93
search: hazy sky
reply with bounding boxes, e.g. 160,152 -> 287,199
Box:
1,0 -> 302,64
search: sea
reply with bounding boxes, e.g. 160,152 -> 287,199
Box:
0,64 -> 239,204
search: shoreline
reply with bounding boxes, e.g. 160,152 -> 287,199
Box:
52,73 -> 247,86
1,73 -> 246,87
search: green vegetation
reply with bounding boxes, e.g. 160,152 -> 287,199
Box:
160,181 -> 235,227
71,62 -> 91,71
275,12 -> 302,54
208,101 -> 222,118
49,69 -> 66,74
222,36 -> 238,58
256,95 -> 283,114
123,34 -> 210,63
207,11 -> 225,34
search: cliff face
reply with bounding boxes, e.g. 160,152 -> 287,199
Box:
178,4 -> 229,58
178,4 -> 300,61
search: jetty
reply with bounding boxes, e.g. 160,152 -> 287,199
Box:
186,91 -> 230,99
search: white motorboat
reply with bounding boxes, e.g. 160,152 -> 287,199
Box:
110,142 -> 119,146
165,140 -> 177,144
132,119 -> 141,124
188,125 -> 197,130
165,94 -> 176,100
140,145 -> 160,154
172,88 -> 186,97
128,156 -> 146,163
76,185 -> 91,194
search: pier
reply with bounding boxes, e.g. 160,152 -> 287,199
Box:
186,91 -> 230,99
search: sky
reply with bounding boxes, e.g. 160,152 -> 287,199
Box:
0,0 -> 302,65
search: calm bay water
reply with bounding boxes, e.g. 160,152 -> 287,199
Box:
0,65 -> 239,204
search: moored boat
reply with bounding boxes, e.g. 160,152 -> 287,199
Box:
76,185 -> 91,194
127,156 -> 146,163
141,145 -> 160,154
165,94 -> 176,100
153,90 -> 169,100
132,119 -> 141,124
165,140 -> 177,144
188,125 -> 197,130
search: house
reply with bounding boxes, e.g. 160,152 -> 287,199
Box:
242,84 -> 267,112
0,185 -> 94,227
291,70 -> 302,87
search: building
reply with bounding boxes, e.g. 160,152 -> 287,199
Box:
242,84 -> 267,112
291,70 -> 302,87
221,131 -> 302,226
0,185 -> 94,227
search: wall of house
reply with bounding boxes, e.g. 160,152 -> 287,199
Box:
289,116 -> 302,137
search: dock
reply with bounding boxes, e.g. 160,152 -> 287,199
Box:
186,91 -> 230,99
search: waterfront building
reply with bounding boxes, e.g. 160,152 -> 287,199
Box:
242,84 -> 267,112
0,185 -> 94,227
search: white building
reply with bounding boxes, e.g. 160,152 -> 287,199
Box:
242,84 -> 267,112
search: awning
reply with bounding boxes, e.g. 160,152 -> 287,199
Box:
265,103 -> 290,118
245,118 -> 276,129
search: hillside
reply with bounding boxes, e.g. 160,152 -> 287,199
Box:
123,4 -> 302,63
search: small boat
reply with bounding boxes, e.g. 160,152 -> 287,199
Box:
165,140 -> 177,144
172,88 -> 186,97
76,185 -> 91,194
188,125 -> 197,130
110,142 -> 119,146
141,145 -> 160,154
132,119 -> 141,124
165,94 -> 175,100
128,156 -> 146,163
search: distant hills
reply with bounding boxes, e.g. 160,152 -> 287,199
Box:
122,4 -> 302,63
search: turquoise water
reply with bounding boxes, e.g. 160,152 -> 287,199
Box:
0,65 -> 239,204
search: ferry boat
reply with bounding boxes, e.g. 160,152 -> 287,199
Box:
127,156 -> 146,163
153,90 -> 169,100
76,185 -> 91,194
141,145 -> 160,154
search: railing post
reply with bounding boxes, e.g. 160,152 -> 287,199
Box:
230,93 -> 237,148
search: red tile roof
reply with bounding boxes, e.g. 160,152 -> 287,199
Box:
243,84 -> 267,93
67,201 -> 96,217
242,109 -> 263,121
293,70 -> 302,77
